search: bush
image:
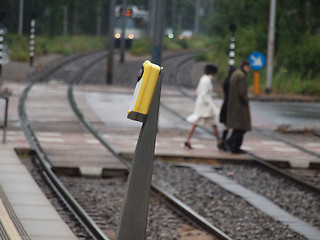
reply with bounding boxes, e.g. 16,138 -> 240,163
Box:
277,35 -> 320,79
5,34 -> 108,61
130,38 -> 151,56
194,51 -> 209,62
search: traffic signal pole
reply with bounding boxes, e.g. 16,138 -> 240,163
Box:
107,0 -> 116,84
120,0 -> 127,63
151,0 -> 165,65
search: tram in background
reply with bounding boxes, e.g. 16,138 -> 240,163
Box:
114,5 -> 149,48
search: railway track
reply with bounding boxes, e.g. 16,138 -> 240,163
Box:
19,50 -> 110,240
18,49 -> 319,239
68,51 -> 320,239
158,55 -> 320,239
19,50 -> 232,240
166,55 -> 320,194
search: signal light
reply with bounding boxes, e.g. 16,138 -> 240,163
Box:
126,8 -> 132,17
118,7 -> 132,17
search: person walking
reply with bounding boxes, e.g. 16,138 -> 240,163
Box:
224,60 -> 251,154
184,64 -> 221,149
218,66 -> 236,150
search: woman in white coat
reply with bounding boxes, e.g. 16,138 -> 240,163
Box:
184,64 -> 221,149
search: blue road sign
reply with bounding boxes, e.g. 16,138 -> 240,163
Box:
248,51 -> 266,70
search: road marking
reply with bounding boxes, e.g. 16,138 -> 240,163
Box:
272,147 -> 299,152
261,141 -> 285,146
0,199 -> 23,240
38,137 -> 64,142
305,143 -> 320,147
86,139 -> 100,144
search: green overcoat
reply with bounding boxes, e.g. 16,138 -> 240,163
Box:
226,69 -> 252,131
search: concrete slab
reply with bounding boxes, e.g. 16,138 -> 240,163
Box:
0,145 -> 77,240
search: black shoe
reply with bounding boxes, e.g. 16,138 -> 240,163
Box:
217,142 -> 226,151
232,149 -> 246,154
184,142 -> 192,149
224,140 -> 232,152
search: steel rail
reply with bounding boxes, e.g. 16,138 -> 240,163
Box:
69,51 -> 233,240
166,56 -> 320,194
18,50 -> 110,240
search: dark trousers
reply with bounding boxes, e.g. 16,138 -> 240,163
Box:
226,130 -> 246,152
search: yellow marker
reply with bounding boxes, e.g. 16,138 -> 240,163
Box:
128,60 -> 161,122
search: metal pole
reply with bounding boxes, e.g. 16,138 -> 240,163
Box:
151,0 -> 165,65
63,6 -> 68,36
18,0 -> 24,35
266,0 -> 277,94
120,0 -> 127,63
107,0 -> 116,84
148,0 -> 154,38
116,71 -> 162,240
194,0 -> 200,35
96,0 -> 102,36
172,0 -> 177,36
2,96 -> 9,143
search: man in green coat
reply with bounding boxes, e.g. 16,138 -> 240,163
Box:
225,60 -> 251,153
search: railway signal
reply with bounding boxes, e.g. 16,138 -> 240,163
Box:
228,23 -> 236,68
0,12 -> 5,78
29,14 -> 36,67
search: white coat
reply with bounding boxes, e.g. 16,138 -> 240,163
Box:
187,74 -> 220,126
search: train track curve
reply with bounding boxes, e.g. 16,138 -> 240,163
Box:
19,50 -> 233,240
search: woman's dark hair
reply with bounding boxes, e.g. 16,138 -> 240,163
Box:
204,64 -> 218,75
240,60 -> 250,70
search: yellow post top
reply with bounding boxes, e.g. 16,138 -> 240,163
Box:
134,60 -> 161,115
127,60 -> 161,122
